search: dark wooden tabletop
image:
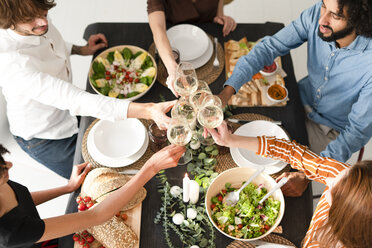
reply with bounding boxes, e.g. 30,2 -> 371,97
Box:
59,22 -> 312,248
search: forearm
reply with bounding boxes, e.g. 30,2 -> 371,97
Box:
218,85 -> 236,107
31,185 -> 72,206
149,11 -> 178,73
227,135 -> 259,152
127,102 -> 153,120
217,0 -> 224,16
71,45 -> 90,56
38,164 -> 156,242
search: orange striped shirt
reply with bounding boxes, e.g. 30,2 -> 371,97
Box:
257,136 -> 349,248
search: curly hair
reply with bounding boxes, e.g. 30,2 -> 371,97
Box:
0,0 -> 55,29
0,144 -> 10,178
337,0 -> 372,37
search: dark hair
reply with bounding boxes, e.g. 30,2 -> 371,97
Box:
337,0 -> 372,37
0,0 -> 55,29
0,144 -> 10,178
317,160 -> 372,247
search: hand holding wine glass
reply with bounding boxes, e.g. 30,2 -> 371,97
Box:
174,62 -> 198,97
167,117 -> 193,165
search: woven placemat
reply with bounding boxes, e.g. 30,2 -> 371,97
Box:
227,234 -> 297,248
81,119 -> 155,172
216,113 -> 291,179
148,34 -> 224,87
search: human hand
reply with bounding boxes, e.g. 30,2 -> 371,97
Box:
81,33 -> 108,55
218,86 -> 235,108
276,171 -> 309,197
66,162 -> 91,193
144,144 -> 186,174
150,100 -> 177,130
213,15 -> 237,37
166,73 -> 178,97
206,121 -> 233,147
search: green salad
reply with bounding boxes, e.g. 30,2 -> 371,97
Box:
90,47 -> 156,99
210,182 -> 280,239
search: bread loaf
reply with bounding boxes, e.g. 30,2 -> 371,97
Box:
87,216 -> 138,248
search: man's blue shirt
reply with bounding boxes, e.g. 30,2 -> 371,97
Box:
225,1 -> 372,162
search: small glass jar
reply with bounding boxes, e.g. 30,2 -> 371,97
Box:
148,123 -> 168,152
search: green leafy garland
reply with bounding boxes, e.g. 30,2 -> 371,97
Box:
154,171 -> 216,248
154,142 -> 221,248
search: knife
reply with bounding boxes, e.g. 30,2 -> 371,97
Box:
227,118 -> 282,125
119,169 -> 140,175
249,240 -> 294,247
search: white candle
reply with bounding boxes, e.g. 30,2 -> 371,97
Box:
183,173 -> 190,202
188,180 -> 199,204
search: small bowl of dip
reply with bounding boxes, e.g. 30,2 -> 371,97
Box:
259,61 -> 278,77
266,84 -> 288,103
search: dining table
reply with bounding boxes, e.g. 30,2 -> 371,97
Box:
59,22 -> 313,248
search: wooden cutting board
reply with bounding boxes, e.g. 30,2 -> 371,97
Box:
224,37 -> 287,107
74,175 -> 142,248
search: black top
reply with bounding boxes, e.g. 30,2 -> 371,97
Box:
0,180 -> 45,248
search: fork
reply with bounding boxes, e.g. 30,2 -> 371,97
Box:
213,37 -> 219,67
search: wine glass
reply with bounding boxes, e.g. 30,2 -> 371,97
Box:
167,118 -> 193,165
174,62 -> 198,97
171,97 -> 197,130
200,95 -> 222,109
190,80 -> 212,110
196,99 -> 224,146
197,105 -> 224,129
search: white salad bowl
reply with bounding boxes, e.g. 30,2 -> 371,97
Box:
88,45 -> 157,101
205,167 -> 285,241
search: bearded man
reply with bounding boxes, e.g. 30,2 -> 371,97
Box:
218,0 -> 372,197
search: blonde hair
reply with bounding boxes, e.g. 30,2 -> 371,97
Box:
317,160 -> 372,248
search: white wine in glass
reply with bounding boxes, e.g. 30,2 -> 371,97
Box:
190,90 -> 212,110
167,119 -> 192,146
197,105 -> 224,129
167,118 -> 193,165
171,97 -> 197,129
174,62 -> 198,96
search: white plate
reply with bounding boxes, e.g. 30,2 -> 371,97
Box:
188,37 -> 213,69
167,24 -> 209,61
94,119 -> 146,158
230,120 -> 289,175
87,120 -> 149,167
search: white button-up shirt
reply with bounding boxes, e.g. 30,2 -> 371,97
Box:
0,22 -> 129,140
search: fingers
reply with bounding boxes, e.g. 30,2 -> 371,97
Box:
89,33 -> 108,47
92,42 -> 107,51
214,16 -> 224,25
74,162 -> 89,173
206,127 -> 218,137
166,76 -> 178,97
163,100 -> 177,113
81,163 -> 91,176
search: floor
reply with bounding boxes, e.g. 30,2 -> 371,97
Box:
1,0 -> 371,219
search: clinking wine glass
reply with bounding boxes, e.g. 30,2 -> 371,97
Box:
167,117 -> 193,165
190,80 -> 212,110
197,97 -> 224,145
171,97 -> 197,130
174,62 -> 198,97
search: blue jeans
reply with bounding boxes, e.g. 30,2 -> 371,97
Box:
14,134 -> 77,179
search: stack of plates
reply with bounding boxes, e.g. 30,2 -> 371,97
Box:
167,24 -> 213,68
230,120 -> 289,174
87,119 -> 148,167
